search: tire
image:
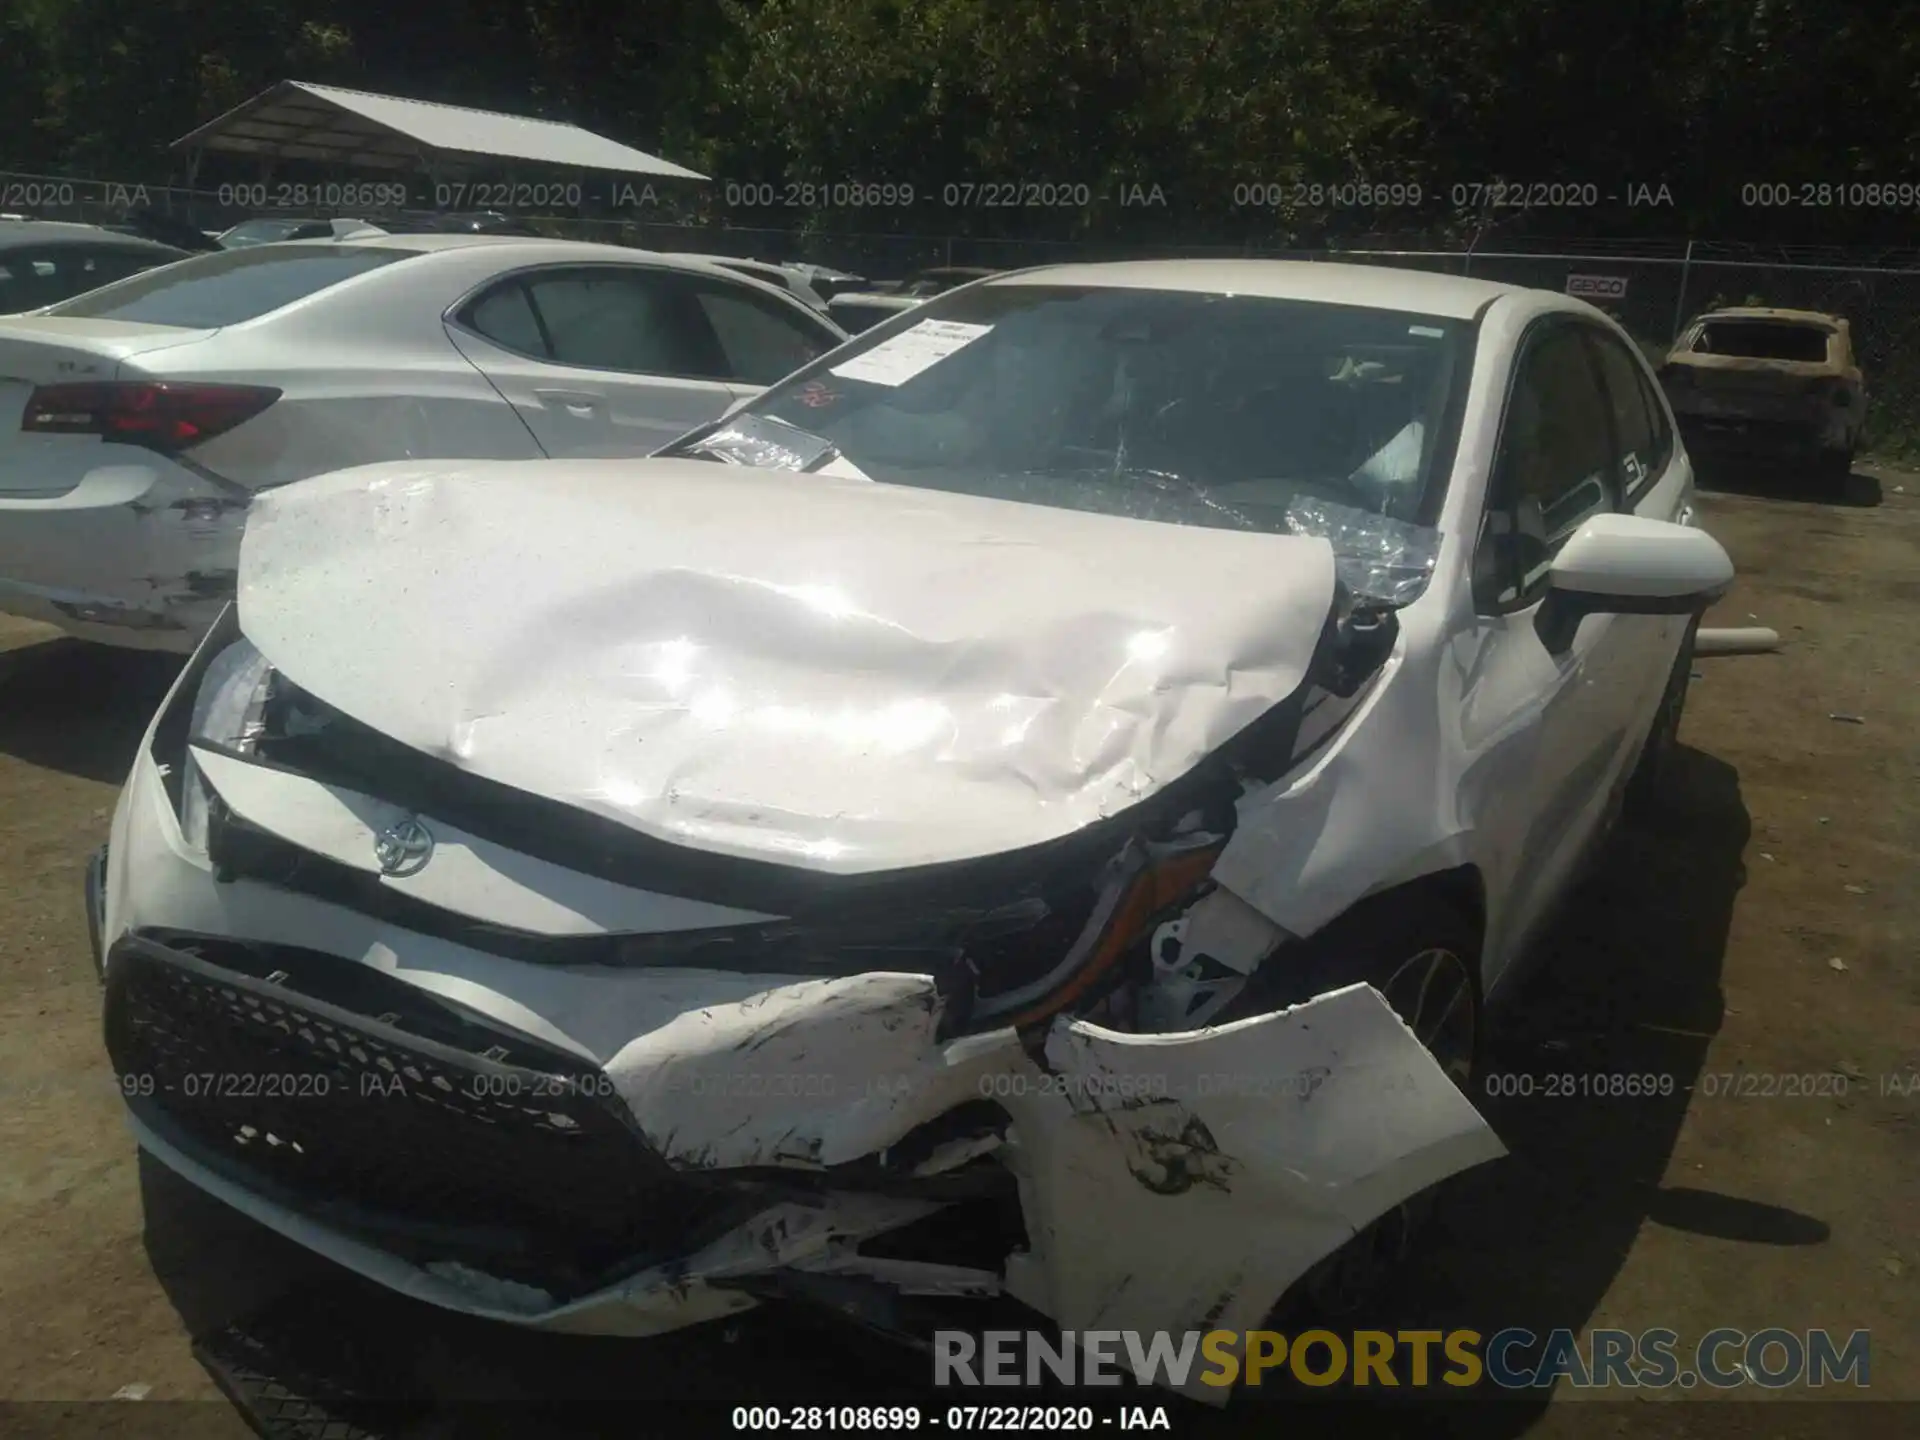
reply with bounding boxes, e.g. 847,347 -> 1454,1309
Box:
1622,617 -> 1698,823
1820,446 -> 1855,497
1227,885 -> 1483,1319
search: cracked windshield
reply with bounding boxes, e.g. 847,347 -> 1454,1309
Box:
696,286 -> 1468,538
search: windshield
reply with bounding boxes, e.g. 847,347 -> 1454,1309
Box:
709,283 -> 1473,533
41,244 -> 413,326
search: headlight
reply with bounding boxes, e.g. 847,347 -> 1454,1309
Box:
966,833 -> 1226,1031
178,638 -> 274,850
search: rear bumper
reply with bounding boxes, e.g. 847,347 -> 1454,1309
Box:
1671,401 -> 1858,454
0,467 -> 243,652
0,586 -> 223,652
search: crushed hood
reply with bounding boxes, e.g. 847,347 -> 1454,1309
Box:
237,458 -> 1339,875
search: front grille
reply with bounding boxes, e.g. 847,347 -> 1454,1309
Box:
105,929 -> 741,1299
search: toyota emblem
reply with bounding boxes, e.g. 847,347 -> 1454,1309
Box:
374,817 -> 434,878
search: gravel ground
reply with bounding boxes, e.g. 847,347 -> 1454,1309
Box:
0,461 -> 1913,1438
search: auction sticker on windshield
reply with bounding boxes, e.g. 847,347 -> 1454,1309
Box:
829,319 -> 993,387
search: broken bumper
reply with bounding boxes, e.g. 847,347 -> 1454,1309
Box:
112,927 -> 938,1335
101,743 -> 1505,1399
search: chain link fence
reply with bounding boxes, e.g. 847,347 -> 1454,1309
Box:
1442,243 -> 1920,455
9,169 -> 1919,457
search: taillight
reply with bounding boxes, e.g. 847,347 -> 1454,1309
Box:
20,382 -> 280,453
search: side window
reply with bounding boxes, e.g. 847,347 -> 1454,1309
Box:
1634,363 -> 1674,475
686,280 -> 838,386
0,251 -> 70,309
88,250 -> 169,287
520,269 -> 702,376
463,280 -> 548,357
1477,324 -> 1617,608
1585,330 -> 1660,496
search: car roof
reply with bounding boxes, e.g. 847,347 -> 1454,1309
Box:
987,259 -> 1527,319
262,233 -> 693,263
668,254 -> 782,270
245,234 -> 838,313
0,219 -> 183,254
1693,306 -> 1840,327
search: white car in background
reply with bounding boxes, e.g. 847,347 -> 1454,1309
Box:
0,234 -> 846,650
0,219 -> 189,312
825,267 -> 1003,332
780,262 -> 869,301
662,254 -> 833,312
214,218 -> 391,247
825,289 -> 921,333
93,261 -> 1733,1401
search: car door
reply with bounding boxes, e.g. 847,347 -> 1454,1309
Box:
1459,318 -> 1648,984
444,265 -> 745,457
1584,323 -> 1703,761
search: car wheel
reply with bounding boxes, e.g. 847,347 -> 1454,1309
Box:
1820,447 -> 1855,497
1233,890 -> 1482,1320
1622,617 -> 1698,823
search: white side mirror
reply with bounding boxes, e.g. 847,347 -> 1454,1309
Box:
1539,513 -> 1732,649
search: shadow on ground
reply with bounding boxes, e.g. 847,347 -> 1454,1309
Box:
130,744 -> 1805,1438
0,639 -> 183,784
1690,452 -> 1884,508
1285,744 -> 1818,1437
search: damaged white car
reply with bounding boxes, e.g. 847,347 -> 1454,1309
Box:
91,260 -> 1733,1402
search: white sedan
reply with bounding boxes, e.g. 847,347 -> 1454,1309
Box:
91,261 -> 1731,1402
0,233 -> 845,650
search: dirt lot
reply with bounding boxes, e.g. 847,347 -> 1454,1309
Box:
0,462 -> 1914,1437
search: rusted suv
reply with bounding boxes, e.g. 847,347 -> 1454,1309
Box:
1658,307 -> 1866,489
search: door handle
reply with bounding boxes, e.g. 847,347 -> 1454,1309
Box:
535,389 -> 602,415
